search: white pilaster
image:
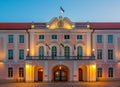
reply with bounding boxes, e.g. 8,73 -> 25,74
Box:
103,34 -> 107,62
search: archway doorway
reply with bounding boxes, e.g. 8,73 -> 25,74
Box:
52,65 -> 69,81
34,66 -> 43,82
78,65 -> 87,81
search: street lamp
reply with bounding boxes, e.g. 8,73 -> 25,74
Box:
27,49 -> 29,56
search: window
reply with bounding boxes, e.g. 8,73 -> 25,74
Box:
8,49 -> 13,60
39,35 -> 44,40
64,46 -> 70,58
19,67 -> 24,77
77,35 -> 82,40
108,67 -> 113,77
8,67 -> 13,78
19,49 -> 24,60
108,49 -> 113,60
97,49 -> 102,59
39,46 -> 44,58
19,35 -> 24,43
51,46 -> 57,58
97,68 -> 102,77
108,35 -> 113,43
8,35 -> 14,43
51,35 -> 57,40
77,46 -> 83,57
64,35 -> 70,40
97,35 -> 102,43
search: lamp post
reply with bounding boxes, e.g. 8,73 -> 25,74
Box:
27,49 -> 29,57
92,48 -> 95,56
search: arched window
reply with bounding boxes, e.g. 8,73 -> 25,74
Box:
51,46 -> 57,58
39,46 -> 44,59
77,46 -> 83,57
64,46 -> 70,59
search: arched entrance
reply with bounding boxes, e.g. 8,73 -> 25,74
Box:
34,66 -> 43,82
52,65 -> 69,81
78,65 -> 87,81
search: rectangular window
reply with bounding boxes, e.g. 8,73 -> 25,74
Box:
97,68 -> 102,77
8,35 -> 14,43
108,67 -> 113,77
51,35 -> 57,40
108,49 -> 113,60
108,35 -> 113,43
64,35 -> 70,40
8,49 -> 13,60
19,67 -> 24,77
97,49 -> 102,59
8,67 -> 13,78
39,35 -> 44,40
97,35 -> 102,43
19,49 -> 24,60
77,35 -> 82,40
19,35 -> 24,43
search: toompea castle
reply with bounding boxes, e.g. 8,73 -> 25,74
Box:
0,16 -> 120,82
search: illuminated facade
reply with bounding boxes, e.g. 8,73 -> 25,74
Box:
0,16 -> 120,82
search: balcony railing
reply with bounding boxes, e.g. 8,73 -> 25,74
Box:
26,56 -> 95,60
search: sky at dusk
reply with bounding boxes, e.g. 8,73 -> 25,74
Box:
0,0 -> 120,22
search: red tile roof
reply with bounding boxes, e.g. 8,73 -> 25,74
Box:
0,22 -> 120,30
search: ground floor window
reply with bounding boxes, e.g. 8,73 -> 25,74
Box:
108,67 -> 113,77
97,68 -> 102,77
8,67 -> 13,78
19,67 -> 24,77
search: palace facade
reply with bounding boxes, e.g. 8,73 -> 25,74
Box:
0,16 -> 120,82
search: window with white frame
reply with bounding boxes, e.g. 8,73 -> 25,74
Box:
108,35 -> 113,44
97,49 -> 102,59
97,35 -> 102,43
64,35 -> 70,40
19,35 -> 24,43
19,67 -> 24,77
51,35 -> 57,40
8,35 -> 14,43
19,49 -> 24,60
51,46 -> 57,58
77,35 -> 82,40
64,46 -> 70,58
39,35 -> 44,40
8,49 -> 13,60
8,67 -> 13,78
97,68 -> 102,77
108,49 -> 113,60
77,46 -> 83,57
39,46 -> 44,57
108,67 -> 113,77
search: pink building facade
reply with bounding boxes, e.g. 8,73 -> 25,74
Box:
0,16 -> 120,82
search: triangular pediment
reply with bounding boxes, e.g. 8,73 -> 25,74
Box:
47,16 -> 75,29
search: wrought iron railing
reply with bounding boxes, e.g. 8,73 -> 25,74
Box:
26,56 -> 95,60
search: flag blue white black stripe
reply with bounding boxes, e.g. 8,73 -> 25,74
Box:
60,43 -> 64,48
45,43 -> 50,49
74,44 -> 76,50
60,6 -> 65,14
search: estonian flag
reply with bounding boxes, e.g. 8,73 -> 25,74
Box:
45,43 -> 50,49
60,43 -> 64,48
60,6 -> 65,14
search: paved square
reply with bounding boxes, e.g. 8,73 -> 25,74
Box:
0,81 -> 120,87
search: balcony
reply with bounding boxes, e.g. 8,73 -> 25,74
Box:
26,56 -> 95,60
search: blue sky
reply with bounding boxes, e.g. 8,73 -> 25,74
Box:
0,0 -> 120,22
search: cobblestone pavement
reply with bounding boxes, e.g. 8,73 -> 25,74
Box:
0,81 -> 120,87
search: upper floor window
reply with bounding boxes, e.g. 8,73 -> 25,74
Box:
108,67 -> 113,77
19,49 -> 24,60
51,35 -> 57,40
39,35 -> 44,40
77,46 -> 83,57
8,49 -> 13,60
108,35 -> 113,44
19,67 -> 24,77
39,46 -> 44,58
8,35 -> 14,43
8,67 -> 13,78
64,35 -> 70,40
64,46 -> 70,58
97,35 -> 102,43
77,35 -> 82,40
108,49 -> 113,60
51,46 -> 57,58
19,35 -> 24,43
97,68 -> 102,77
97,49 -> 102,59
